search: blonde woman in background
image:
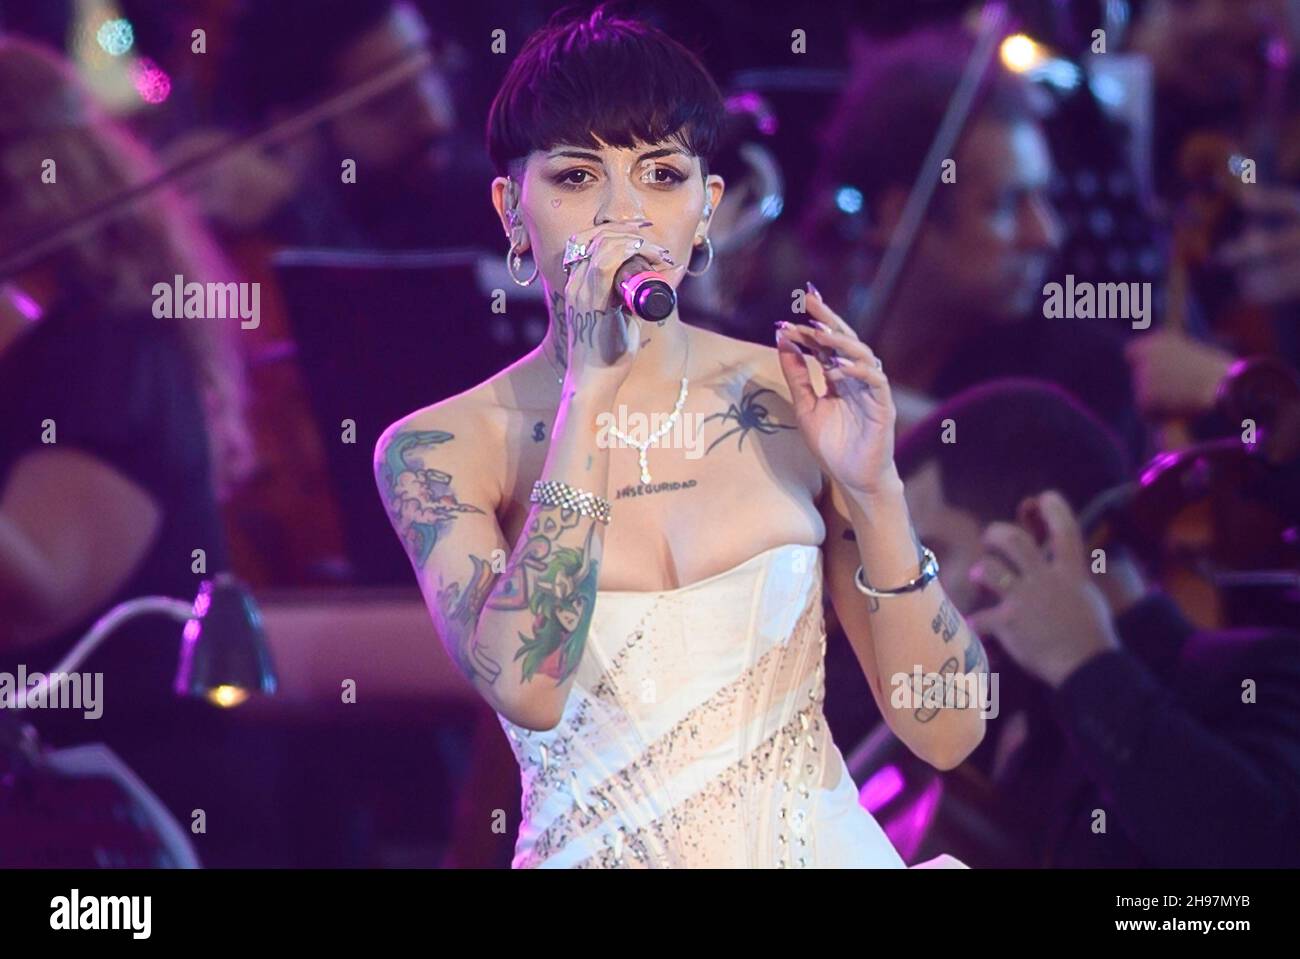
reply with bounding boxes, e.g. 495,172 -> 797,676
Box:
0,35 -> 259,865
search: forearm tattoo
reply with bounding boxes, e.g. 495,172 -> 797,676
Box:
376,429 -> 502,685
931,598 -> 960,643
962,630 -> 989,675
913,656 -> 960,724
931,596 -> 988,673
702,387 -> 796,454
437,555 -> 503,685
487,507 -> 599,687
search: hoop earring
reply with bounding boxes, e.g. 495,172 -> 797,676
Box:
685,235 -> 714,276
506,241 -> 538,286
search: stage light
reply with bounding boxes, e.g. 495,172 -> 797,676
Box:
207,685 -> 250,708
1000,34 -> 1045,74
860,764 -> 904,812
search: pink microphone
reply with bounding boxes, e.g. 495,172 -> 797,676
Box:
615,255 -> 676,321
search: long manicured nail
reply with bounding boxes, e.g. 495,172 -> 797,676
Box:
809,319 -> 832,333
832,355 -> 853,367
806,280 -> 821,298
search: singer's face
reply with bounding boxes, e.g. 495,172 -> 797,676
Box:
492,137 -> 724,299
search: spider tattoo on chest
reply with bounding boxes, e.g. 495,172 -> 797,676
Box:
702,386 -> 796,454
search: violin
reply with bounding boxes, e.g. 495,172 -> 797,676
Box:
1083,356 -> 1300,629
1160,29 -> 1299,448
1138,23 -> 1300,625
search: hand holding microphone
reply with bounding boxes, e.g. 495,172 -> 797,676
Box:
563,227 -> 679,319
614,253 -> 677,321
557,225 -> 678,394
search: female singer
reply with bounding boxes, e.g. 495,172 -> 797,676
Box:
374,6 -> 982,868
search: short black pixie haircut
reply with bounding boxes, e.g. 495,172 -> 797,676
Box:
486,3 -> 726,181
895,379 -> 1131,526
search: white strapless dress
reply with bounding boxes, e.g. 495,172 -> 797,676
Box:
496,542 -> 962,868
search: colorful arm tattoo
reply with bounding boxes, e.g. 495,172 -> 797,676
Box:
488,508 -> 599,687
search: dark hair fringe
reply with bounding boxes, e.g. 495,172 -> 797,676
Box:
486,2 -> 725,178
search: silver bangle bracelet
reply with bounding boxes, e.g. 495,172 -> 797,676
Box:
854,546 -> 939,598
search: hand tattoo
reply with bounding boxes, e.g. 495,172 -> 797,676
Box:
549,290 -> 619,364
568,304 -> 601,348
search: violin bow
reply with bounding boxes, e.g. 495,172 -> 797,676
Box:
847,1 -> 1011,340
0,48 -> 434,279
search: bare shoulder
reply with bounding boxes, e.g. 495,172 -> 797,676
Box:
689,323 -> 827,398
689,323 -> 829,502
372,371 -> 513,503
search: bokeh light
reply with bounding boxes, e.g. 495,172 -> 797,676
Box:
95,18 -> 135,57
207,685 -> 251,708
835,185 -> 864,216
130,57 -> 172,104
1000,33 -> 1045,74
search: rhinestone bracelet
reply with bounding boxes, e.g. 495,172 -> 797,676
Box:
529,479 -> 613,525
853,546 -> 939,598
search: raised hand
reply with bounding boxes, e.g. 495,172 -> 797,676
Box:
775,283 -> 899,498
554,223 -> 679,395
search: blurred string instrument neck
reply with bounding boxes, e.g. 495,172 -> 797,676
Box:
1081,357 -> 1300,629
0,49 -> 433,280
846,1 -> 1011,342
1143,29 -> 1300,627
1161,28 -> 1298,448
